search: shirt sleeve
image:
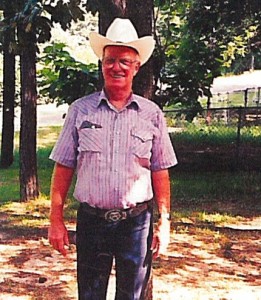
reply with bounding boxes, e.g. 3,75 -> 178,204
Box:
49,104 -> 79,169
150,109 -> 178,171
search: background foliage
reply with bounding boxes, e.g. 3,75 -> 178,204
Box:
38,43 -> 98,105
35,0 -> 261,119
153,0 -> 261,116
1,0 -> 260,112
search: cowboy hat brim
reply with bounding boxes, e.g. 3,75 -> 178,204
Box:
89,32 -> 155,66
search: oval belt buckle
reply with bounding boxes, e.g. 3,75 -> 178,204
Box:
105,209 -> 123,222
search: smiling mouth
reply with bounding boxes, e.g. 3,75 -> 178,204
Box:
112,76 -> 124,79
112,73 -> 125,78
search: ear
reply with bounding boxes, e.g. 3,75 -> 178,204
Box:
133,62 -> 141,76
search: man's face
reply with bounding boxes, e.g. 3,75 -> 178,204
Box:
102,46 -> 140,92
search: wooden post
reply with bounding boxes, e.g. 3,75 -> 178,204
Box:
244,88 -> 248,107
236,107 -> 242,169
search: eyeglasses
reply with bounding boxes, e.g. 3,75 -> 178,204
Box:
102,57 -> 138,69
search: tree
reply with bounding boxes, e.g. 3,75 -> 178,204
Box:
0,0 -> 89,200
0,1 -> 16,168
17,20 -> 39,201
126,1 -> 155,99
153,0 -> 261,118
38,42 -> 98,106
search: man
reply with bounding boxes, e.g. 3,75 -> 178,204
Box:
48,18 -> 177,300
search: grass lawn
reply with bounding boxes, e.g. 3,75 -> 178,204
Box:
1,126 -> 260,222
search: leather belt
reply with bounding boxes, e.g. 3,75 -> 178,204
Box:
80,201 -> 152,222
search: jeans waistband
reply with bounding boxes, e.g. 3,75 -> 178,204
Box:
79,200 -> 152,222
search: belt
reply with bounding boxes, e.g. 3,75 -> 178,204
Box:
80,201 -> 152,222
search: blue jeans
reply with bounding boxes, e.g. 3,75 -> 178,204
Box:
76,204 -> 153,300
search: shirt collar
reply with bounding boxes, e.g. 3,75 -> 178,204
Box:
97,89 -> 140,111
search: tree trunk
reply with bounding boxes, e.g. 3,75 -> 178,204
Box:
126,0 -> 154,99
0,3 -> 16,168
18,24 -> 39,201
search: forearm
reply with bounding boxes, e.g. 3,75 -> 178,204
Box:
50,163 -> 74,223
151,169 -> 171,215
151,169 -> 172,257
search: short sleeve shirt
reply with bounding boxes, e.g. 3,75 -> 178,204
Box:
50,91 -> 177,209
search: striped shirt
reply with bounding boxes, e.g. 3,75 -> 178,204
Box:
50,90 -> 177,209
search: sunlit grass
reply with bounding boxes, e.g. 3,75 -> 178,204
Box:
1,195 -> 78,228
10,126 -> 61,150
172,210 -> 244,225
194,211 -> 244,224
37,126 -> 61,148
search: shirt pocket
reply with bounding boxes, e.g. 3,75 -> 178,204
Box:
78,128 -> 103,153
131,128 -> 153,159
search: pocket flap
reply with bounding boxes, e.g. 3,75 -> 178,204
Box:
131,128 -> 153,142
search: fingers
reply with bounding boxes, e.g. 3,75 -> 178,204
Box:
152,218 -> 171,259
151,235 -> 160,259
151,231 -> 170,260
50,236 -> 68,257
57,238 -> 68,257
48,228 -> 69,257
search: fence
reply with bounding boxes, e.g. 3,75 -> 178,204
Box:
164,92 -> 261,172
205,87 -> 261,109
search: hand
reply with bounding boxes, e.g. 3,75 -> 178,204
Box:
151,218 -> 170,259
48,220 -> 69,257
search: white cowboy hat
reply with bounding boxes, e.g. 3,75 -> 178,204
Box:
89,18 -> 155,66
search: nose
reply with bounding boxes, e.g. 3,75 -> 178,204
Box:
111,60 -> 122,70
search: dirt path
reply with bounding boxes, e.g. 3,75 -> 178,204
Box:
0,210 -> 260,300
